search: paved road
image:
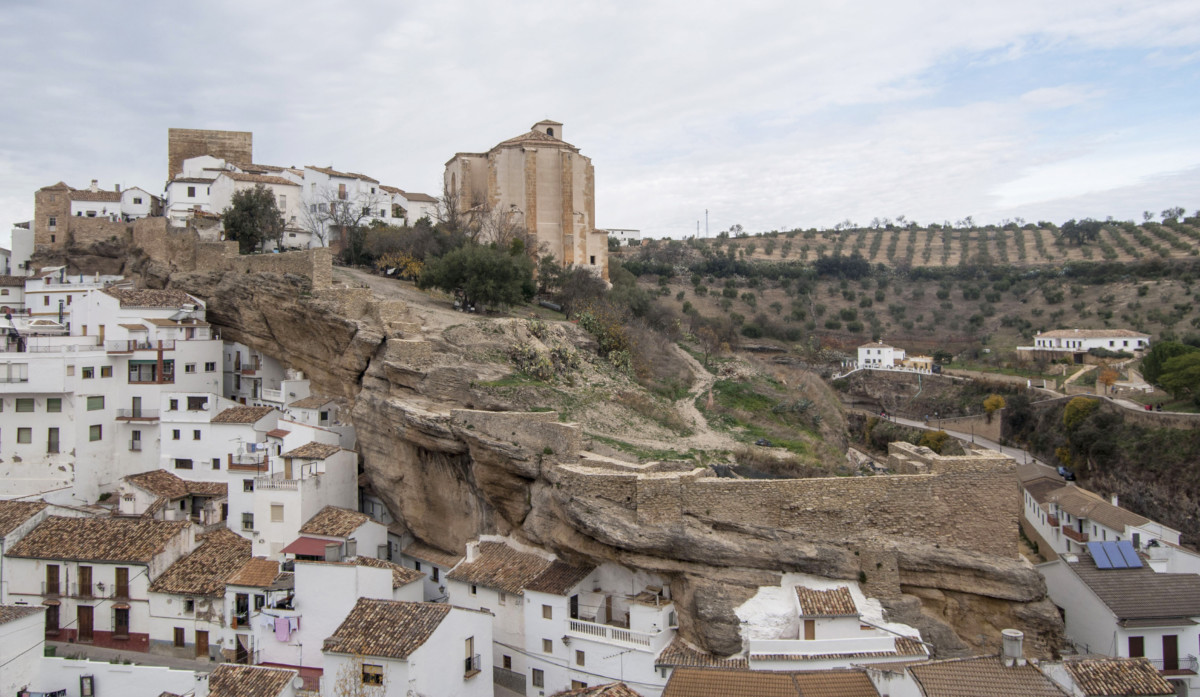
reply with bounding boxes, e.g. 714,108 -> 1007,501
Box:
883,414 -> 1060,482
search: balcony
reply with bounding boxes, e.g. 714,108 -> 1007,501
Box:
41,581 -> 61,597
464,653 -> 481,678
106,339 -> 175,353
1149,655 -> 1198,675
241,367 -> 258,376
1047,514 -> 1059,527
1063,527 -> 1089,543
566,618 -> 660,649
261,388 -> 284,404
228,454 -> 268,472
255,476 -> 300,491
116,409 -> 159,421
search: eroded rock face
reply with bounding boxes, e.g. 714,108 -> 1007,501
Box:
168,269 -> 1065,658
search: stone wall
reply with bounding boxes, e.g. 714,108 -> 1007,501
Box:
167,127 -> 252,178
1030,395 -> 1200,430
451,409 -> 581,459
69,217 -> 131,246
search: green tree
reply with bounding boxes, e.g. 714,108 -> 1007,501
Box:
1143,341 -> 1200,384
1160,353 -> 1200,402
222,184 -> 284,253
983,394 -> 1006,423
418,244 -> 535,310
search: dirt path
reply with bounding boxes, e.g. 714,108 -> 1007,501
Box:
669,346 -> 738,452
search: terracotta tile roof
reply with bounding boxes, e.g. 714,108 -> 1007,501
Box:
6,516 -> 188,563
299,506 -> 370,537
118,323 -> 148,331
402,191 -> 437,203
858,341 -> 894,349
524,559 -> 595,595
552,683 -> 643,697
379,185 -> 405,195
207,663 -> 296,697
0,604 -> 45,625
266,428 -> 291,438
125,470 -> 227,500
238,163 -> 287,174
0,275 -> 25,287
796,586 -> 858,616
446,541 -> 554,595
908,656 -> 1067,697
496,129 -> 580,152
149,528 -> 251,597
1064,553 -> 1200,621
348,556 -> 423,588
0,500 -> 48,537
656,638 -> 749,669
281,442 -> 342,459
102,287 -> 196,309
1024,476 -> 1067,505
227,558 -> 282,588
1038,329 -> 1149,339
288,395 -> 335,409
142,317 -> 211,327
662,667 -> 879,697
307,166 -> 379,183
212,405 -> 276,424
402,541 -> 464,568
1046,486 -> 1151,531
1064,657 -> 1175,696
220,172 -> 298,187
70,189 -> 122,203
170,176 -> 215,184
322,598 -> 450,659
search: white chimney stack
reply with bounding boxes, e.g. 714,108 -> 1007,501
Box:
1001,629 -> 1027,667
466,540 -> 479,562
1111,494 -> 1119,506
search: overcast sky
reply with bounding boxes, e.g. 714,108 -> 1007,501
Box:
2,0 -> 1199,245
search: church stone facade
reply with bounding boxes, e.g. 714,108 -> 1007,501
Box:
445,120 -> 608,280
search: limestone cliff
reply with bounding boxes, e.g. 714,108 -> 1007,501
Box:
167,266 -> 1065,660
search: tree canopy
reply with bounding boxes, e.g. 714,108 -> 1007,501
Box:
222,185 -> 285,253
1142,341 -> 1199,384
1160,352 -> 1200,403
417,243 -> 534,310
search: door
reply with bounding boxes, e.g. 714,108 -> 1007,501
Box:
47,427 -> 59,454
114,607 -> 129,637
131,396 -> 142,418
115,568 -> 129,598
196,630 -> 209,658
235,635 -> 250,664
604,595 -> 613,624
1129,636 -> 1144,657
78,566 -> 92,597
1164,635 -> 1179,671
77,606 -> 93,642
570,594 -> 580,620
804,619 -> 816,641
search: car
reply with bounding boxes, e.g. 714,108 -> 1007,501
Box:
755,438 -> 773,447
1057,466 -> 1076,481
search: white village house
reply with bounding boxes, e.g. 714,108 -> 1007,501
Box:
1019,328 -> 1151,362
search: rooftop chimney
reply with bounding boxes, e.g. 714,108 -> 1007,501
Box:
114,184 -> 120,193
1111,494 -> 1119,506
89,179 -> 99,192
1001,629 -> 1027,667
466,540 -> 479,562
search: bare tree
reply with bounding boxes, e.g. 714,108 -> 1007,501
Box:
328,654 -> 387,697
435,181 -> 467,235
301,185 -> 387,249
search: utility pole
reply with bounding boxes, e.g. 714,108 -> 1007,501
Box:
705,209 -> 709,238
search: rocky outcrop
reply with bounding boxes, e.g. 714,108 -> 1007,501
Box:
166,267 -> 1065,659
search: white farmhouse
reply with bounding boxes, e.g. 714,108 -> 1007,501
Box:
120,186 -> 162,220
209,172 -> 304,240
147,527 -> 251,660
857,341 -> 905,368
320,597 -> 493,697
4,516 -> 196,649
1039,545 -> 1200,695
1019,329 -> 1151,361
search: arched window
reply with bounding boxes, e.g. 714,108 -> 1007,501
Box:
546,127 -> 555,137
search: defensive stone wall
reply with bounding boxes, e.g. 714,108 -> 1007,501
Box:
167,128 -> 252,178
69,218 -> 130,246
931,412 -> 1004,442
1031,395 -> 1200,430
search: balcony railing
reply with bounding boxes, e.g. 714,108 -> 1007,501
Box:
42,581 -> 61,596
566,618 -> 659,648
1063,527 -> 1089,543
116,409 -> 159,421
106,340 -> 175,353
1047,515 -> 1059,527
261,388 -> 284,403
1148,655 -> 1198,674
464,653 -> 481,678
129,440 -> 142,451
255,476 -> 300,491
228,454 -> 269,472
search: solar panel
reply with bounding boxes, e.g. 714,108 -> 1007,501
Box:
1115,539 -> 1143,568
1088,541 -> 1115,569
1102,541 -> 1128,569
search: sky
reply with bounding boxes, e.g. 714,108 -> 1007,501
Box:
2,0 -> 1199,246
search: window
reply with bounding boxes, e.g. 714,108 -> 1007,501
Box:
470,584 -> 477,596
499,591 -> 507,605
185,363 -> 196,374
133,197 -> 142,204
204,361 -> 216,372
48,216 -> 57,228
174,627 -> 185,647
413,560 -> 422,572
47,427 -> 59,454
576,649 -> 585,666
169,399 -> 179,411
212,458 -> 221,470
362,664 -> 383,686
543,604 -> 552,620
184,599 -> 194,613
271,504 -> 284,522
503,655 -> 512,670
590,255 -> 596,265
432,567 -> 439,582
542,638 -> 553,653
16,398 -> 33,412
532,669 -> 544,688
187,186 -> 196,197
1129,635 -> 1144,657
89,424 -> 102,441
115,567 -> 130,598
87,395 -> 103,410
17,425 -> 31,443
242,513 -> 254,531
46,398 -> 61,413
46,564 -> 60,594
174,458 -> 193,469
172,429 -> 180,440
100,366 -> 112,378
244,479 -> 254,492
193,429 -> 201,440
187,396 -> 207,410
572,681 -> 588,690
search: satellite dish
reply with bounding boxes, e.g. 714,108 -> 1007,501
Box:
292,676 -> 305,689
